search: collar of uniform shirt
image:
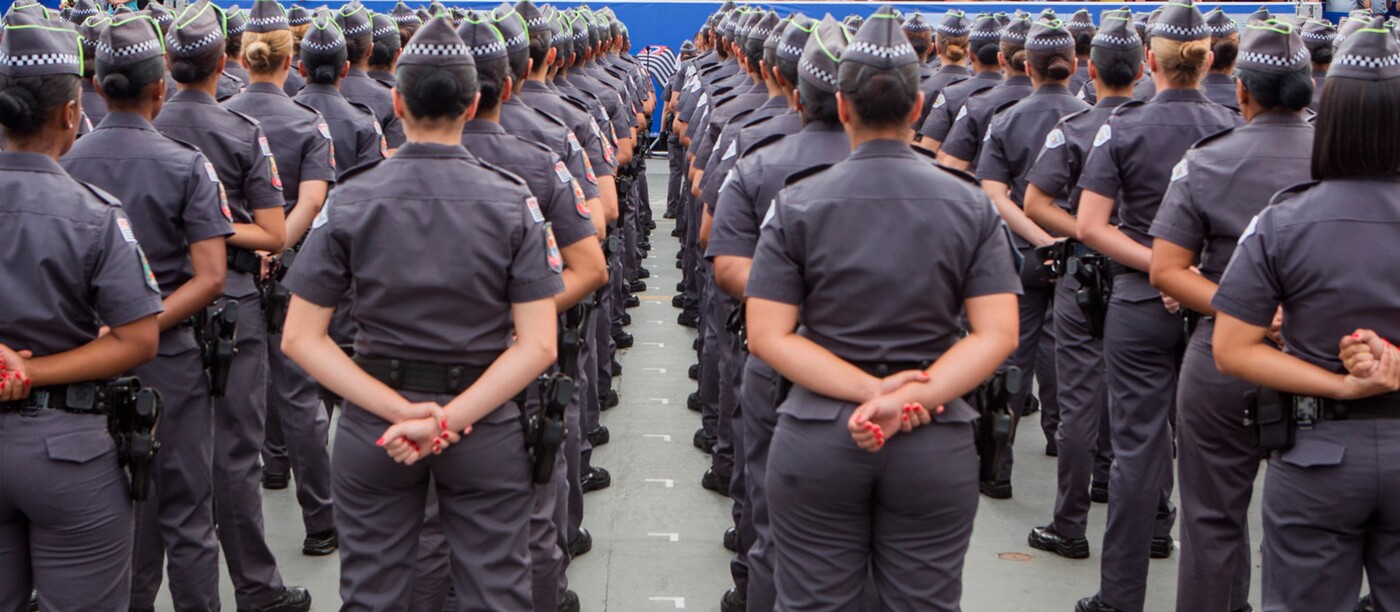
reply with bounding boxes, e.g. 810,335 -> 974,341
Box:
0,151 -> 68,174
1034,83 -> 1073,96
169,88 -> 221,105
462,119 -> 509,134
848,138 -> 922,160
1005,74 -> 1034,86
244,81 -> 289,96
298,83 -> 348,98
392,141 -> 477,160
1247,110 -> 1312,126
1150,87 -> 1210,103
96,111 -> 157,131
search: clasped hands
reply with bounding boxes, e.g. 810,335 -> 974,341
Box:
376,402 -> 474,465
0,343 -> 34,403
846,370 -> 942,453
1338,329 -> 1400,399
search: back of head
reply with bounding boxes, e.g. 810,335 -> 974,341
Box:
1150,0 -> 1211,87
774,13 -> 813,86
77,14 -> 109,78
1206,9 -> 1240,71
1067,9 -> 1096,56
1301,19 -> 1336,65
936,10 -> 971,63
370,13 -> 401,69
743,11 -> 779,69
165,2 -> 228,84
0,11 -> 83,142
335,2 -> 373,61
1025,20 -> 1076,83
797,14 -> 849,126
390,1 -> 422,47
490,3 -> 530,79
457,12 -> 509,111
902,12 -> 933,59
287,6 -> 311,50
243,0 -> 292,76
968,14 -> 1001,66
224,7 -> 247,57
1313,18 -> 1400,179
1090,10 -> 1144,89
398,17 -> 480,122
516,0 -> 553,71
838,6 -> 920,129
301,12 -> 348,85
96,14 -> 167,101
1235,20 -> 1313,112
999,16 -> 1032,73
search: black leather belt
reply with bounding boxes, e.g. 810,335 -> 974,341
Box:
852,360 -> 934,378
1300,393 -> 1400,422
354,357 -> 488,395
0,383 -> 111,415
228,247 -> 261,275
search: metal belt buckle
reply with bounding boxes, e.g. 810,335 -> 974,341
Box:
1294,395 -> 1320,429
22,390 -> 49,417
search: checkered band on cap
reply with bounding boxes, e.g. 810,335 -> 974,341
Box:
1302,28 -> 1334,42
372,23 -> 395,40
1329,19 -> 1400,79
300,15 -> 344,53
166,23 -> 222,53
1240,47 -> 1308,67
1207,11 -> 1238,36
287,7 -> 311,26
0,50 -> 80,68
847,39 -> 912,58
1067,10 -> 1094,32
225,9 -> 246,35
1153,21 -> 1208,39
248,15 -> 286,30
406,41 -> 471,56
970,15 -> 1000,40
799,54 -> 836,87
1027,34 -> 1074,50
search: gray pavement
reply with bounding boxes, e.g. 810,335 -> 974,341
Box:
157,164 -> 1267,611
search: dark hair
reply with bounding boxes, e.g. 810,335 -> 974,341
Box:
346,33 -> 372,64
972,39 -> 1000,66
506,48 -> 529,81
1028,47 -> 1075,82
96,55 -> 166,101
527,29 -> 551,71
226,31 -> 243,58
474,55 -> 510,112
0,74 -> 81,139
937,33 -> 968,63
170,46 -> 225,83
841,68 -> 918,129
398,23 -> 420,48
796,78 -> 839,125
1309,44 -> 1332,66
302,45 -> 348,85
396,62 -> 479,119
999,41 -> 1027,73
742,37 -> 764,71
907,31 -> 933,59
1312,76 -> 1400,180
1090,45 -> 1143,88
369,40 -> 399,69
1237,67 -> 1312,112
1210,34 -> 1238,72
1075,31 -> 1094,57
776,56 -> 798,87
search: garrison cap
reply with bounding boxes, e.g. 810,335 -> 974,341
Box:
224,6 -> 247,36
550,8 -> 572,54
69,0 -> 97,24
165,1 -> 225,58
798,14 -> 849,93
969,13 -> 1000,41
838,5 -> 918,92
515,0 -> 550,35
938,9 -> 970,37
371,13 -> 399,47
1330,16 -> 1400,80
1300,18 -> 1336,49
1336,15 -> 1366,47
994,12 -> 1010,27
112,4 -> 135,16
1067,9 -> 1095,33
490,3 -> 528,55
1038,8 -> 1057,23
776,12 -> 813,62
679,39 -> 696,53
1001,15 -> 1032,45
902,11 -> 932,34
400,15 -> 473,66
1237,19 -> 1309,73
1152,1 -> 1208,42
7,0 -> 48,20
98,13 -> 164,65
1132,11 -> 1150,38
390,1 -> 419,25
300,11 -> 344,54
1026,19 -> 1074,52
76,12 -> 108,55
287,6 -> 311,27
456,11 -> 507,62
1093,9 -> 1141,49
841,14 -> 861,36
1249,6 -> 1272,24
0,10 -> 83,77
763,15 -> 788,51
1206,8 -> 1237,37
747,10 -> 779,47
246,0 -> 287,34
427,1 -> 447,18
335,2 -> 370,41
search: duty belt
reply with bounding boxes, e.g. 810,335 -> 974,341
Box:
0,382 -> 113,415
354,357 -> 488,395
1292,393 -> 1400,425
851,360 -> 934,377
228,247 -> 262,276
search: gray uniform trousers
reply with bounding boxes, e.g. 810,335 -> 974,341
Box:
1004,248 -> 1060,482
261,333 -> 335,535
711,292 -> 740,482
339,401 -> 533,612
589,288 -> 612,440
211,293 -> 286,609
698,262 -> 722,439
740,357 -> 778,611
622,179 -> 641,282
1099,273 -> 1180,612
130,342 -> 222,611
1261,419 -> 1400,612
1175,318 -> 1260,612
721,326 -> 747,592
573,311 -> 601,536
0,410 -> 134,612
768,407 -> 978,612
666,137 -> 683,216
1051,278 -> 1113,540
680,189 -> 702,319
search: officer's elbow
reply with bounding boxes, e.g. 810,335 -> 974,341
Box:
588,262 -> 610,293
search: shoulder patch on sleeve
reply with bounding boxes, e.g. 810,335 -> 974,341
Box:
721,140 -> 737,161
571,180 -> 591,218
1093,123 -> 1112,148
1170,159 -> 1189,182
554,160 -> 574,184
1236,213 -> 1260,245
311,196 -> 332,230
116,216 -> 137,243
526,196 -> 545,223
955,105 -> 968,122
136,245 -> 160,294
1044,128 -> 1066,150
932,92 -> 947,108
545,223 -> 563,273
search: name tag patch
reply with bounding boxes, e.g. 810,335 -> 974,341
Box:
1093,124 -> 1112,148
527,197 -> 545,223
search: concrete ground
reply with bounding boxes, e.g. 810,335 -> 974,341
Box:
160,165 -> 1269,611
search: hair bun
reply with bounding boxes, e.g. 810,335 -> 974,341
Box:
0,86 -> 38,130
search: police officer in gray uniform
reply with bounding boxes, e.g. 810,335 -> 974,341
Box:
1073,1 -> 1241,610
280,17 -> 564,610
336,2 -> 406,152
1212,20 -> 1400,612
0,13 -> 164,612
153,4 -> 311,610
283,5 -> 310,96
367,13 -> 401,88
914,10 -> 972,131
1202,9 -> 1242,111
294,13 -> 387,174
223,0 -> 340,559
1149,19 -> 1315,612
917,13 -> 1003,152
1301,18 -> 1336,109
1066,9 -> 1096,96
60,13 -> 232,611
747,10 -> 1021,610
74,11 -> 110,128
976,19 -> 1090,497
940,15 -> 1034,174
1023,8 -> 1141,561
218,7 -> 249,101
708,16 -> 849,611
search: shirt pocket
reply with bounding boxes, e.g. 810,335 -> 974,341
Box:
46,428 -> 116,464
1275,436 -> 1345,469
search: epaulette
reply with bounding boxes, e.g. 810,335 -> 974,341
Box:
221,70 -> 245,85
517,137 -> 557,158
336,158 -> 386,184
290,98 -> 326,121
529,105 -> 570,129
711,85 -> 736,99
740,132 -> 786,158
161,132 -> 211,158
783,163 -> 834,187
739,110 -> 777,130
348,100 -> 379,122
476,158 -> 529,187
932,161 -> 981,187
224,108 -> 264,129
911,145 -> 940,163
1189,125 -> 1236,151
991,98 -> 1020,118
559,94 -> 590,113
1058,107 -> 1094,126
1269,180 -> 1319,206
75,178 -> 122,208
1111,99 -> 1147,116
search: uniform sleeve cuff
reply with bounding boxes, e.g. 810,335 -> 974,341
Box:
1076,177 -> 1117,200
704,240 -> 756,260
185,221 -> 235,245
102,297 -> 165,328
744,278 -> 803,305
1147,222 -> 1201,251
285,275 -> 347,308
964,274 -> 1025,298
509,276 -> 565,303
1211,293 -> 1275,328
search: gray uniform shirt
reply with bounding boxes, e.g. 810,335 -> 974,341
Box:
460,119 -> 597,249
294,83 -> 386,177
1025,96 -> 1133,214
915,64 -> 972,129
341,68 -> 407,149
940,75 -> 1036,170
224,82 -> 337,208
500,98 -> 602,201
918,70 -> 1002,143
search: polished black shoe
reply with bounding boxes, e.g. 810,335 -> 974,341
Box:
1027,525 -> 1089,560
702,468 -> 731,498
639,239 -> 652,252
621,312 -> 632,327
29,591 -> 39,612
637,267 -> 651,279
689,363 -> 700,380
678,312 -> 700,328
646,219 -> 658,231
629,280 -> 647,293
625,295 -> 641,309
611,358 -> 623,377
687,392 -> 703,412
979,479 -> 1012,500
723,527 -> 738,552
240,586 -> 312,612
672,294 -> 686,308
261,470 -> 289,491
671,227 -> 682,237
558,590 -> 581,612
693,337 -> 701,350
1090,481 -> 1109,504
1356,595 -> 1374,612
1150,535 -> 1174,559
676,281 -> 685,292
721,588 -> 747,612
1233,604 -> 1254,612
1020,396 -> 1041,417
588,425 -> 610,447
581,466 -> 612,493
663,210 -> 677,220
1075,594 -> 1123,612
601,390 -> 619,410
302,529 -> 339,556
569,528 -> 593,558
1045,439 -> 1058,457
694,428 -> 716,453
613,332 -> 635,349
675,259 -> 685,269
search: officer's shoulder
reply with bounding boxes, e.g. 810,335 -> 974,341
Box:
347,100 -> 379,122
291,98 -> 327,120
72,178 -> 122,208
516,136 -> 558,159
912,145 -> 940,164
337,158 -> 386,185
1110,99 -> 1147,117
1268,180 -> 1320,207
1058,107 -> 1095,126
783,163 -> 835,188
527,105 -> 569,128
159,131 -> 210,159
475,158 -> 530,188
559,94 -> 590,112
992,98 -> 1020,116
930,161 -> 982,188
1188,125 -> 1237,153
224,107 -> 264,130
740,111 -> 776,130
742,131 -> 786,158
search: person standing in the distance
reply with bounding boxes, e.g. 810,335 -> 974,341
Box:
336,2 -> 405,154
222,0 -> 340,560
938,15 -> 1034,174
1201,9 -> 1242,111
283,5 -> 310,97
1021,8 -> 1142,561
280,18 -> 563,610
1212,18 -> 1400,612
294,13 -> 387,175
746,8 -> 1021,611
153,3 -> 311,610
1149,19 -> 1315,612
917,13 -> 1002,153
976,18 -> 1090,495
60,14 -> 232,612
218,7 -> 249,101
1066,9 -> 1095,97
1072,1 -> 1241,610
367,13 -> 401,89
75,12 -> 110,128
1301,19 -> 1335,109
913,10 -> 971,134
390,1 -> 422,48
0,13 -> 163,612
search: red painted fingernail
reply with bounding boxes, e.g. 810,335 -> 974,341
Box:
1355,333 -> 1362,339
441,432 -> 450,439
441,420 -> 449,430
902,415 -> 909,422
376,437 -> 385,446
